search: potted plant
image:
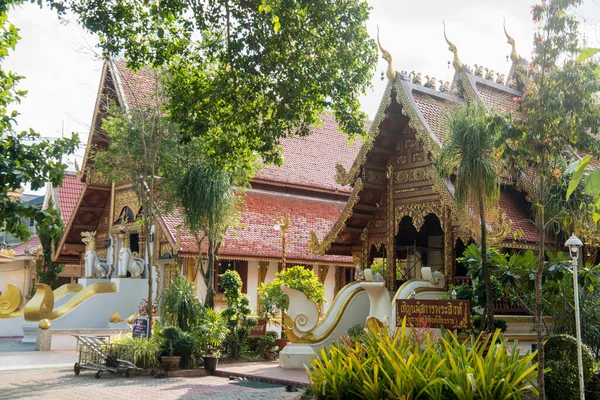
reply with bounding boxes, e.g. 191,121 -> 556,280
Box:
194,308 -> 227,373
160,327 -> 182,371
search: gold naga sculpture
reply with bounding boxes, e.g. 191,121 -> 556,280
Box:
473,64 -> 485,77
377,26 -> 396,82
443,21 -> 463,71
485,68 -> 495,81
0,284 -> 23,316
504,17 -> 520,64
496,72 -> 506,84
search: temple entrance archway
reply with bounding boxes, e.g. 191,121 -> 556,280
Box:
394,213 -> 444,285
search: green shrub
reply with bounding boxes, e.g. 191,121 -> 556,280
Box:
160,276 -> 203,331
472,315 -> 508,333
545,334 -> 596,400
587,369 -> 600,400
193,307 -> 228,358
219,270 -> 252,358
307,320 -> 538,399
347,324 -> 364,339
161,326 -> 197,368
130,336 -> 163,369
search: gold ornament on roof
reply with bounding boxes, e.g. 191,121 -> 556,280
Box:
443,21 -> 463,71
485,68 -> 495,80
440,80 -> 450,93
496,73 -> 505,84
504,17 -> 519,64
377,26 -> 396,82
424,76 -> 437,89
410,71 -> 423,86
474,64 -> 485,77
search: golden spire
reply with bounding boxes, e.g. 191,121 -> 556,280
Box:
443,21 -> 463,71
504,17 -> 519,63
377,26 -> 396,82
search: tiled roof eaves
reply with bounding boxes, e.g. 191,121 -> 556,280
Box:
468,73 -> 522,97
250,178 -> 352,195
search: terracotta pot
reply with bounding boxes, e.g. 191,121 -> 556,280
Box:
275,338 -> 289,350
203,356 -> 219,373
160,356 -> 181,371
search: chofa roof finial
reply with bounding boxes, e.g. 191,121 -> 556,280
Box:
504,16 -> 519,63
443,20 -> 463,71
377,26 -> 397,82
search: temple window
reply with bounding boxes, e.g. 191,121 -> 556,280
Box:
215,259 -> 248,294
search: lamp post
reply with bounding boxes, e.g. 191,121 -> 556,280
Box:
565,233 -> 585,400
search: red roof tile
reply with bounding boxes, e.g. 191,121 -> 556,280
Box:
57,173 -> 85,227
10,236 -> 40,256
113,60 -> 159,109
254,114 -> 361,193
476,83 -> 520,114
412,91 -> 460,145
498,191 -> 538,243
161,189 -> 352,264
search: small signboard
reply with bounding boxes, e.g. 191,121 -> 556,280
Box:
132,317 -> 149,338
396,299 -> 471,330
249,319 -> 267,337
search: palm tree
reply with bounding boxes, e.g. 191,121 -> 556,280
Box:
177,163 -> 235,308
437,102 -> 500,332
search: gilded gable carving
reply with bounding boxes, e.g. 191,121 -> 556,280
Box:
113,190 -> 139,221
394,202 -> 442,231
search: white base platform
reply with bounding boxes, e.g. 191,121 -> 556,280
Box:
279,344 -> 317,370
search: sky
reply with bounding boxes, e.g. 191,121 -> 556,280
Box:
6,1 -> 600,194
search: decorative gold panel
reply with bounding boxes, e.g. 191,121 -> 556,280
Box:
113,189 -> 140,222
394,202 -> 442,232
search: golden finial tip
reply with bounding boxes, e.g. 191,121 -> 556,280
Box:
39,319 -> 52,330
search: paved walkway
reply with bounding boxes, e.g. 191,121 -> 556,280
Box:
0,368 -> 301,400
217,361 -> 309,385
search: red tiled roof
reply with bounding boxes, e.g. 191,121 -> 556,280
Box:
161,189 -> 352,264
412,91 -> 460,145
498,191 -> 538,243
10,236 -> 41,256
113,60 -> 159,109
57,173 -> 85,226
254,114 -> 361,193
476,83 -> 520,114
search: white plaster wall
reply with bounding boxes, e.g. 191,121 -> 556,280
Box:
0,260 -> 27,295
322,266 -> 335,314
246,261 -> 259,312
263,261 -> 278,284
195,267 -> 208,304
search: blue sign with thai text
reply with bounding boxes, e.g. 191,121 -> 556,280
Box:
132,317 -> 149,338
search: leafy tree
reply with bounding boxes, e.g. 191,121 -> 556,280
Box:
94,73 -> 178,336
0,9 -> 77,241
174,162 -> 237,308
437,102 -> 501,332
34,0 -> 377,172
34,198 -> 65,285
494,2 -> 600,395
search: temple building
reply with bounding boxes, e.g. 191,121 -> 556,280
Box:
307,26 -> 540,306
52,60 -> 361,312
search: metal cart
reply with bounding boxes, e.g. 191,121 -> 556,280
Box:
73,334 -> 141,379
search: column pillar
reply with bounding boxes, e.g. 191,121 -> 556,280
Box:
443,206 -> 454,289
386,162 -> 396,290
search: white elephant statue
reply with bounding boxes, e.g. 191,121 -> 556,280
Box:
117,226 -> 145,278
81,231 -> 110,278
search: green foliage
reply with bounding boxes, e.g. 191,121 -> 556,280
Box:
219,270 -> 252,358
0,10 -> 77,241
248,331 -> 278,360
472,315 -> 508,333
258,265 -> 326,322
160,276 -> 202,332
129,336 -> 163,369
347,324 -> 364,340
307,321 -> 538,400
34,198 -> 65,285
544,335 -> 596,400
160,326 -> 196,368
40,0 -> 377,173
193,308 -> 228,357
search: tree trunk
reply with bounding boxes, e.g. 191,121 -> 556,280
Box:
479,190 -> 494,333
536,178 -> 546,400
205,238 -> 216,308
145,220 -> 153,338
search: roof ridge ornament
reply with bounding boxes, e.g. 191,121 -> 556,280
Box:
504,17 -> 519,63
443,21 -> 463,71
377,26 -> 397,82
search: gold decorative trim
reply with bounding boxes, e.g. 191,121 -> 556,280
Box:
488,210 -> 513,245
0,284 -> 22,315
308,178 -> 364,255
284,284 -> 364,344
24,284 -> 54,321
53,284 -> 83,302
50,282 -> 117,320
394,202 -> 442,232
